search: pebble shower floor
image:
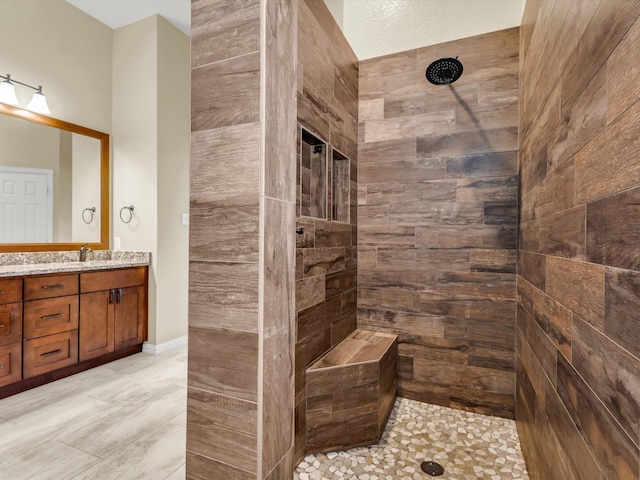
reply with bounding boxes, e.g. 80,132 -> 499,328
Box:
295,398 -> 529,480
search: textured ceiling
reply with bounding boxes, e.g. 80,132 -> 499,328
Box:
325,0 -> 525,60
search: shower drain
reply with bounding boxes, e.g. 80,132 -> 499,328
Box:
420,460 -> 445,476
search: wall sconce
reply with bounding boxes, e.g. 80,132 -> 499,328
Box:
0,73 -> 51,114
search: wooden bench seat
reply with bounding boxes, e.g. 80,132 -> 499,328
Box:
306,329 -> 398,453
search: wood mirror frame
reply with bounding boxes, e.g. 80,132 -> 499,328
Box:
0,102 -> 109,252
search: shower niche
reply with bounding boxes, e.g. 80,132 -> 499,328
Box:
331,148 -> 350,223
299,126 -> 350,222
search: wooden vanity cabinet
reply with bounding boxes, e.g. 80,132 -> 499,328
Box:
79,268 -> 147,361
0,265 -> 148,399
0,278 -> 23,387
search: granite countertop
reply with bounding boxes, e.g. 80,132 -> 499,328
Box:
0,251 -> 150,277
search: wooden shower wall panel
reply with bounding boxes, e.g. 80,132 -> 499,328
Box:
517,1 -> 640,479
189,0 -> 296,478
357,27 -> 519,418
294,0 -> 359,463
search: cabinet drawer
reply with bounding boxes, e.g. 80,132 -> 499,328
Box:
24,274 -> 79,300
0,303 -> 22,346
23,330 -> 78,378
0,278 -> 22,305
80,267 -> 146,293
24,296 -> 79,340
0,343 -> 22,387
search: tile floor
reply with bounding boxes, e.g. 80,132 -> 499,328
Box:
0,346 -> 188,480
0,347 -> 529,480
295,398 -> 529,480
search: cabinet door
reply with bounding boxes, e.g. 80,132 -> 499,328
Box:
114,285 -> 146,350
79,290 -> 114,362
0,303 -> 22,346
0,343 -> 21,387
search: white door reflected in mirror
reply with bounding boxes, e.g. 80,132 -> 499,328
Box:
0,166 -> 52,243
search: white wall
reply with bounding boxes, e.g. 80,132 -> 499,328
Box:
0,0 -> 112,132
329,0 -> 523,59
156,17 -> 190,345
112,15 -> 190,346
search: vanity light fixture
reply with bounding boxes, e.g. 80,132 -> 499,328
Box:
0,73 -> 51,114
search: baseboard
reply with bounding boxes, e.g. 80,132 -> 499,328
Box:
142,335 -> 188,355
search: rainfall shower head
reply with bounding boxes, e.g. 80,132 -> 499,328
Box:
425,57 -> 463,85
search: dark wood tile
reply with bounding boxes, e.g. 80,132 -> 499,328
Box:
483,201 -> 517,225
517,251 -> 546,290
445,151 -> 518,179
325,268 -> 356,299
359,157 -> 446,184
539,206 -> 586,260
303,247 -> 346,277
314,221 -> 352,247
604,268 -> 640,359
572,315 -> 640,446
546,256 -> 604,331
544,377 -> 603,480
535,159 -> 575,219
456,175 -> 518,203
557,354 -> 640,480
297,296 -> 341,342
450,386 -> 515,419
575,99 -> 640,204
416,126 -> 518,158
416,225 -> 516,249
607,13 -> 640,123
587,186 -> 640,271
436,272 -> 515,299
532,288 -> 572,361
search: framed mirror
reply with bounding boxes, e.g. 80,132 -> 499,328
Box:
0,102 -> 109,252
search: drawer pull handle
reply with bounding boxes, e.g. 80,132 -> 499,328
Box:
0,290 -> 4,294
0,324 -> 4,328
109,289 -> 115,305
41,349 -> 63,358
116,288 -> 122,304
42,284 -> 65,290
42,313 -> 64,320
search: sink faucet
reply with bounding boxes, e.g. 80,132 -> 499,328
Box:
79,243 -> 93,262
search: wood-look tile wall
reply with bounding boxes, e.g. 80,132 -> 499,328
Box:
357,28 -> 519,418
517,1 -> 640,479
188,0 -> 296,478
295,0 -> 359,463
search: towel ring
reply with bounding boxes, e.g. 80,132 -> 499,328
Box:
82,207 -> 96,224
119,205 -> 134,224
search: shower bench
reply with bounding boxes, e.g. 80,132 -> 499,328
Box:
306,329 -> 398,453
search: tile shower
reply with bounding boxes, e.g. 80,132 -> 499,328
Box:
188,0 -> 640,479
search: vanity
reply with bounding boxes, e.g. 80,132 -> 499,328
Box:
0,101 -> 150,399
0,252 -> 149,399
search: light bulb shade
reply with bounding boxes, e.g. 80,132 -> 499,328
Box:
26,91 -> 50,114
0,80 -> 19,105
